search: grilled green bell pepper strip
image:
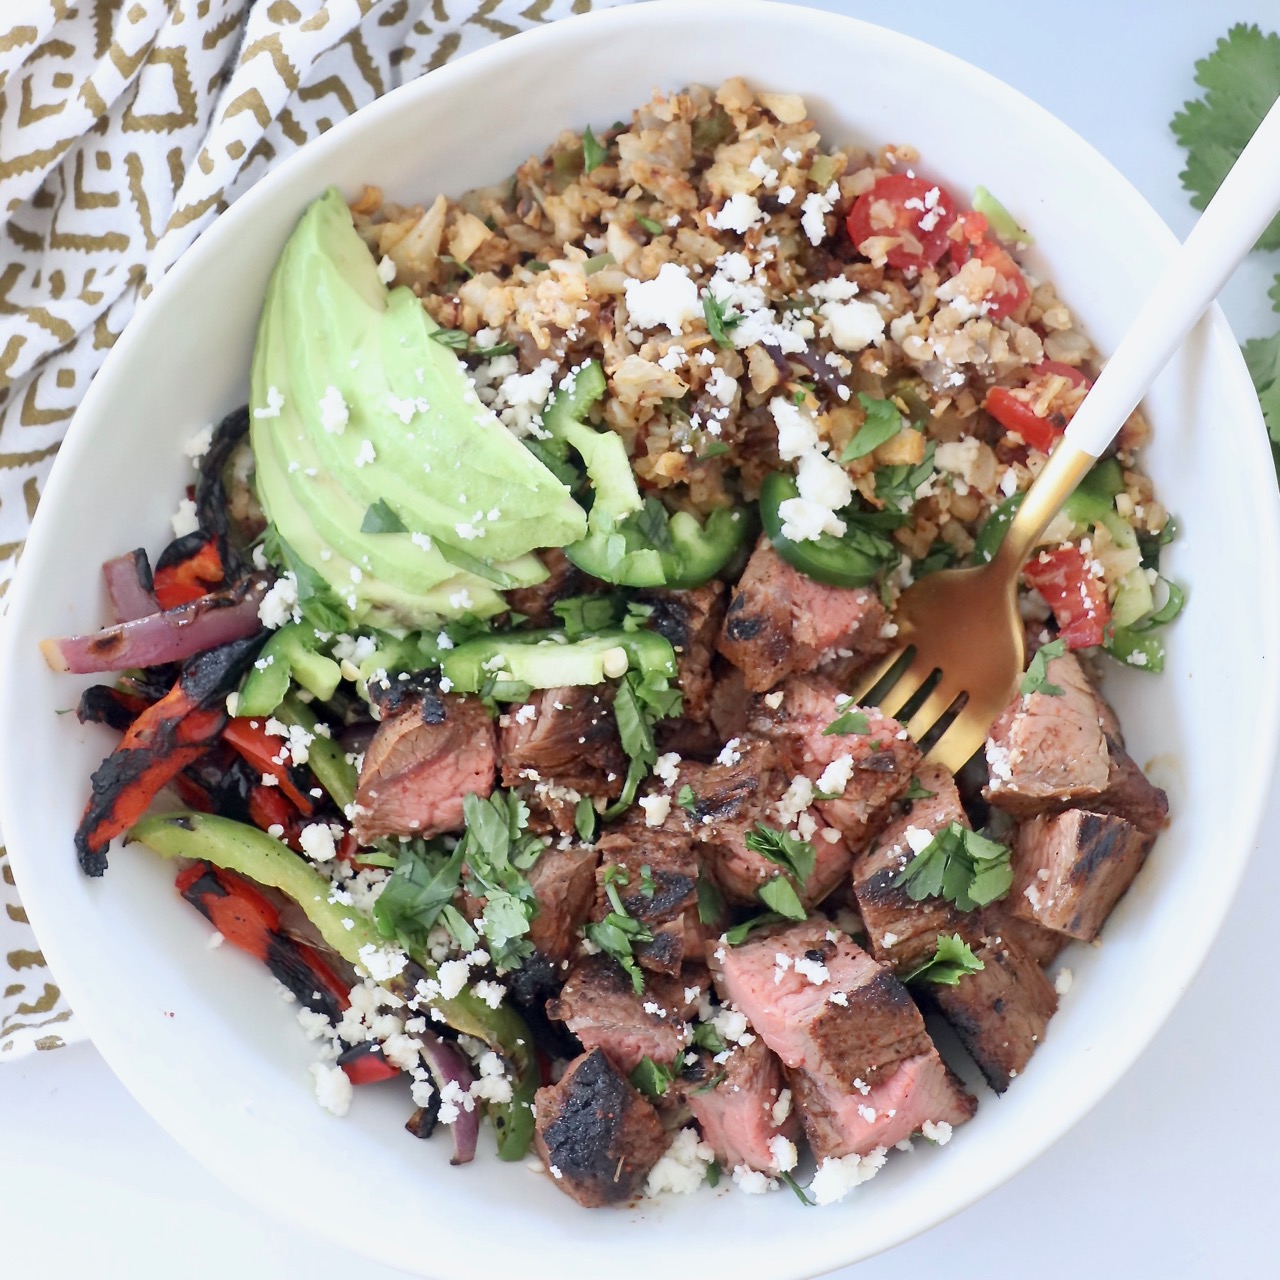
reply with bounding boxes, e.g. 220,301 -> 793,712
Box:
128,811 -> 539,1160
442,626 -> 677,696
546,360 -> 748,587
275,692 -> 357,812
758,470 -> 887,588
237,623 -> 342,717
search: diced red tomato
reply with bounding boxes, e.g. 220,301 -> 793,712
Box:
846,174 -> 958,269
1023,545 -> 1111,650
153,538 -> 225,610
223,717 -> 316,815
176,863 -> 281,961
949,211 -> 1029,319
985,360 -> 1094,453
1036,359 -> 1090,389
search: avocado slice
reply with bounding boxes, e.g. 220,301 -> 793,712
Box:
249,188 -> 588,626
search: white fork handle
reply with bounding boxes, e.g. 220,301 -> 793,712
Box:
1063,92 -> 1280,458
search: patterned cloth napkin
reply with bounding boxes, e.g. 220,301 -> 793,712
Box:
0,0 -> 622,1059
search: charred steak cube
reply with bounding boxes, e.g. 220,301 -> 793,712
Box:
505,547 -> 588,628
546,955 -> 702,1074
932,936 -> 1058,1093
638,581 -> 727,722
984,652 -> 1167,836
710,918 -> 934,1094
684,1037 -> 800,1174
526,844 -> 600,968
534,1048 -> 668,1207
1011,808 -> 1151,941
717,537 -> 890,693
751,676 -> 921,849
354,691 -> 496,843
981,905 -> 1069,968
500,685 -> 627,800
851,761 -> 976,974
789,1049 -> 976,1160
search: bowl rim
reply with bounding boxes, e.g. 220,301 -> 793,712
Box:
3,0 -> 1279,1273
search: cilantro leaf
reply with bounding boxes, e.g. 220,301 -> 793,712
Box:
743,822 -> 816,886
1243,330 -> 1280,446
758,875 -> 807,920
260,525 -> 349,633
903,933 -> 986,986
892,822 -> 1013,912
824,706 -> 871,736
904,775 -> 936,801
777,1171 -> 815,1207
677,783 -> 699,812
582,124 -> 607,174
574,796 -> 597,843
703,292 -> 743,349
629,1056 -> 674,1098
1171,25 -> 1280,250
1020,638 -> 1068,696
585,911 -> 652,992
691,1021 -> 727,1054
696,873 -> 725,925
724,911 -> 789,945
372,838 -> 466,951
874,441 -> 936,511
360,500 -> 407,534
553,593 -> 621,639
840,393 -> 905,462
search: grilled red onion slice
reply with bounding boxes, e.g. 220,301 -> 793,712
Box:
420,1031 -> 479,1165
101,550 -> 159,623
41,576 -> 269,675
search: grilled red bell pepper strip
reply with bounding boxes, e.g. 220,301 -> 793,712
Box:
336,1041 -> 401,1086
985,361 -> 1091,453
222,716 -> 317,816
1023,545 -> 1111,650
153,534 -> 226,610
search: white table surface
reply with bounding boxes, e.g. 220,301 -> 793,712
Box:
4,1 -> 1280,1274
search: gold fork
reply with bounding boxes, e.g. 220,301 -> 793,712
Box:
850,94 -> 1280,773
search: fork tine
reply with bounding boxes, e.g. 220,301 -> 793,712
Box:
924,706 -> 991,774
848,646 -> 908,703
877,657 -> 936,718
904,680 -> 961,744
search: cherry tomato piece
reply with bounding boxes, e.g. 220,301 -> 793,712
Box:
846,174 -> 958,269
1023,545 -> 1111,650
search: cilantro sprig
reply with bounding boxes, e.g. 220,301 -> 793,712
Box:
586,864 -> 653,992
891,822 -> 1013,912
743,823 -> 816,922
902,933 -> 986,986
1019,637 -> 1068,696
840,393 -> 905,463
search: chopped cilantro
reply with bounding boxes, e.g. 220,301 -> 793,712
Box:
525,260 -> 550,273
430,327 -> 516,358
840,392 -> 904,462
260,525 -> 349,632
440,253 -> 476,279
584,252 -> 615,275
585,910 -> 652,993
691,1021 -> 727,1054
582,124 -> 607,174
696,873 -> 725,925
638,864 -> 657,899
902,933 -> 985,986
637,215 -> 664,235
604,665 -> 683,818
891,822 -> 1013,912
743,822 -> 816,886
574,796 -> 597,843
724,911 -> 789,945
706,1160 -> 722,1188
1244,329 -> 1280,450
677,783 -> 699,811
703,292 -> 743,349
1020,638 -> 1068,696
629,1056 -> 674,1098
777,1171 -> 815,1207
553,593 -> 621,639
372,838 -> 466,952
904,775 -> 936,801
700,440 -> 731,459
824,706 -> 871,736
758,875 -> 807,921
360,499 -> 407,534
874,441 -> 936,511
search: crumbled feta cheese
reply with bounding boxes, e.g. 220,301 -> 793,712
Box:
768,1134 -> 798,1172
809,1148 -> 888,1204
799,183 -> 839,245
639,794 -> 672,827
624,262 -> 702,335
881,931 -> 899,948
653,753 -> 682,788
902,825 -> 937,855
793,955 -> 830,986
769,395 -> 820,460
921,1119 -> 953,1145
436,959 -> 470,1000
357,944 -> 407,982
708,193 -> 764,234
183,424 -> 213,461
376,255 -> 396,284
821,298 -> 885,352
353,439 -> 376,468
645,1127 -> 716,1196
816,753 -> 855,796
253,385 -> 284,419
318,385 -> 349,434
473,980 -> 506,1009
310,1062 -> 353,1116
706,365 -> 738,405
170,498 -> 199,538
257,572 -> 299,629
716,737 -> 743,767
731,1165 -> 777,1194
298,822 -> 339,863
771,1088 -> 792,1125
1054,967 -> 1074,996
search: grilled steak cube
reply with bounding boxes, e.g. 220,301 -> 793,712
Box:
1011,808 -> 1151,941
639,581 -> 727,722
751,676 -> 921,849
685,1037 -> 800,1173
505,547 -> 587,627
932,937 -> 1058,1092
717,537 -> 890,692
711,918 -> 933,1094
500,685 -> 627,800
789,1050 -> 976,1160
354,691 -> 496,843
534,1048 -> 668,1207
527,844 -> 599,968
981,906 -> 1069,967
984,652 -> 1167,836
546,955 -> 702,1073
852,762 -> 975,974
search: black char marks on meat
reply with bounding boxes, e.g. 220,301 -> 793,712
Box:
353,691 -> 496,843
499,685 -> 627,800
717,537 -> 890,693
1011,808 -> 1151,942
852,761 -> 979,974
984,651 -> 1167,836
505,547 -> 588,628
534,1048 -> 668,1207
931,936 -> 1058,1094
638,581 -> 727,722
593,818 -> 698,975
547,954 -> 703,1074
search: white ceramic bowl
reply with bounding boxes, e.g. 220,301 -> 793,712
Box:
3,2 -> 1278,1274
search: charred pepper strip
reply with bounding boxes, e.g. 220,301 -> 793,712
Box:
153,533 -> 226,610
222,716 -> 317,815
128,812 -> 540,1160
75,634 -> 264,875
